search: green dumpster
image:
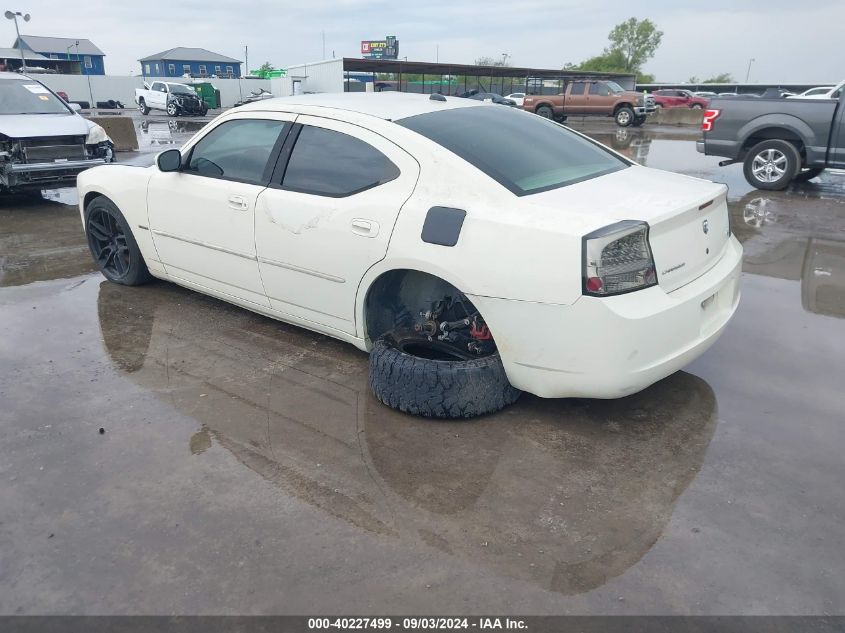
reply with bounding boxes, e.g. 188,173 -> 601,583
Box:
190,82 -> 219,110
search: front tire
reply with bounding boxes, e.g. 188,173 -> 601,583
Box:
615,106 -> 634,127
369,337 -> 521,419
166,102 -> 179,117
743,139 -> 801,190
85,197 -> 152,286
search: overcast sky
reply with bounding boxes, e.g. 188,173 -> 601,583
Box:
14,0 -> 845,83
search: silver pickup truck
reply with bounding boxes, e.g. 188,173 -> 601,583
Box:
697,85 -> 845,190
0,72 -> 114,193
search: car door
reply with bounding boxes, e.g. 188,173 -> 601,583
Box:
831,90 -> 845,167
148,113 -> 295,307
587,82 -> 614,114
254,116 -> 420,334
566,82 -> 588,114
149,82 -> 167,109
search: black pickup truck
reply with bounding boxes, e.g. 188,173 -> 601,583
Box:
697,85 -> 845,190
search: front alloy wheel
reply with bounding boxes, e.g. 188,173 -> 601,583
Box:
166,102 -> 178,116
85,197 -> 152,286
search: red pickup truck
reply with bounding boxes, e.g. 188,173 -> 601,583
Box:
652,89 -> 709,109
522,80 -> 656,127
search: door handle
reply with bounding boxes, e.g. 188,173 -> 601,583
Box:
228,195 -> 249,211
351,218 -> 379,238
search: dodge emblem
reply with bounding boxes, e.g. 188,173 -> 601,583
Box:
702,219 -> 710,235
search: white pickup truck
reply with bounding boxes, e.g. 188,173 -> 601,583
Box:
134,81 -> 208,117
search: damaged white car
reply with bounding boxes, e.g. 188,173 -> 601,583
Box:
0,72 -> 113,193
77,93 -> 742,418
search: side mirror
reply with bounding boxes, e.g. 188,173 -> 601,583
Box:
69,102 -> 82,113
157,149 -> 182,172
143,82 -> 150,90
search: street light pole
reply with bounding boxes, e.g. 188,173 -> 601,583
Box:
4,10 -> 31,73
745,57 -> 755,83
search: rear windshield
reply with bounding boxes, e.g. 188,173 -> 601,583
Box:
0,79 -> 70,115
396,106 -> 628,195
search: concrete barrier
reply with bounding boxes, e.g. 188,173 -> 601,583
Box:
649,108 -> 704,126
87,116 -> 139,152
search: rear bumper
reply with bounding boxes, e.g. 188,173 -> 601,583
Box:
471,237 -> 743,399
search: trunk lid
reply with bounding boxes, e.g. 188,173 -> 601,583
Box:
529,165 -> 731,293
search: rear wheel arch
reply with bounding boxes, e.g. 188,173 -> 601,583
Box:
361,268 -> 478,347
739,120 -> 813,161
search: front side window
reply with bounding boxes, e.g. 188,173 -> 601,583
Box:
569,82 -> 586,95
397,106 -> 628,196
186,119 -> 288,185
150,82 -> 164,92
589,83 -> 610,96
281,125 -> 399,197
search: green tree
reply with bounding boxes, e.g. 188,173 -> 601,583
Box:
687,76 -> 700,83
474,56 -> 511,67
606,18 -> 663,73
703,72 -> 734,83
567,18 -> 662,80
257,61 -> 275,74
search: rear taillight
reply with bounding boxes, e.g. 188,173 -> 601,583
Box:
702,109 -> 720,132
582,221 -> 657,297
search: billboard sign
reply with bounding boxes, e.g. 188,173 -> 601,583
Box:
361,36 -> 399,60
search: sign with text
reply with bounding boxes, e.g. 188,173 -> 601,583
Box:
361,36 -> 399,60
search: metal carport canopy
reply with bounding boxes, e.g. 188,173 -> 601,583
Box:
342,57 -> 633,82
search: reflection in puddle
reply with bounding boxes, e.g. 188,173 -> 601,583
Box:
137,118 -> 208,151
97,280 -> 718,594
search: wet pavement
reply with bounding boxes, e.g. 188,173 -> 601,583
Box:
1,121 -> 845,615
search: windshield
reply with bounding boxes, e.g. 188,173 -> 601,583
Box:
605,81 -> 625,94
169,84 -> 196,95
397,106 -> 628,196
0,79 -> 70,115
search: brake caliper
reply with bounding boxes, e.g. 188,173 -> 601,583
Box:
413,296 -> 496,356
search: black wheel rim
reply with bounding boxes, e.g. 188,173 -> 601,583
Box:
88,208 -> 130,278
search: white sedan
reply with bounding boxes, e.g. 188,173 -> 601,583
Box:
78,93 -> 742,418
505,92 -> 525,106
786,81 -> 844,100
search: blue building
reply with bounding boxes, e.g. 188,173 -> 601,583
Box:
13,35 -> 105,75
139,48 -> 242,79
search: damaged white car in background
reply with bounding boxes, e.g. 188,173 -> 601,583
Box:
0,72 -> 113,193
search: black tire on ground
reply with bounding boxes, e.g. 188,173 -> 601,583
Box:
200,104 -> 209,116
631,116 -> 646,127
138,98 -> 150,115
690,103 -> 703,109
536,105 -> 554,119
166,102 -> 179,117
369,337 -> 521,419
743,139 -> 802,191
793,167 -> 825,182
84,196 -> 152,286
615,106 -> 635,127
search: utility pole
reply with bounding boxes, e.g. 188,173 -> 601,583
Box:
4,10 -> 31,73
244,45 -> 248,77
436,44 -> 439,63
322,31 -> 325,59
745,57 -> 755,83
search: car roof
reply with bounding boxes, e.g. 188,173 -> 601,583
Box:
237,92 -> 483,120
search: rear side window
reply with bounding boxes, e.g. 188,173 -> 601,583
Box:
186,118 -> 287,185
397,106 -> 628,196
569,82 -> 586,95
281,125 -> 399,197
